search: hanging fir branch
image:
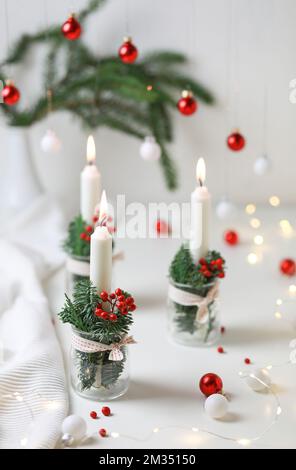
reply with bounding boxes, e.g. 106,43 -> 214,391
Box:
0,0 -> 214,190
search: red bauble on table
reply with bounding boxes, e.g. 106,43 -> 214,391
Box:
227,131 -> 245,151
61,15 -> 82,40
224,229 -> 239,246
199,373 -> 223,397
177,90 -> 197,116
156,219 -> 171,236
118,37 -> 138,63
2,81 -> 20,105
280,258 -> 295,276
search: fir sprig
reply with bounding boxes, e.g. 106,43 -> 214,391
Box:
0,0 -> 214,190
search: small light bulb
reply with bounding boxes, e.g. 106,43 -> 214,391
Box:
153,427 -> 159,433
192,427 -> 199,432
277,406 -> 282,416
247,253 -> 258,264
111,432 -> 120,438
276,299 -> 282,306
20,437 -> 28,447
279,220 -> 293,237
289,285 -> 296,295
245,203 -> 256,215
146,85 -> 153,91
275,311 -> 282,319
269,196 -> 280,207
250,218 -> 261,229
266,365 -> 273,370
254,235 -> 264,245
237,438 -> 251,446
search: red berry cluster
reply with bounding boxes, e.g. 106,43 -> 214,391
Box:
80,224 -> 93,242
198,257 -> 225,279
94,288 -> 137,322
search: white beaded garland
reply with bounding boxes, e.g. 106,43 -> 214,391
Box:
204,393 -> 229,419
62,415 -> 86,442
140,136 -> 161,161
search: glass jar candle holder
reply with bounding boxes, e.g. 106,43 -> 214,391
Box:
70,328 -> 129,401
168,280 -> 220,347
66,255 -> 90,298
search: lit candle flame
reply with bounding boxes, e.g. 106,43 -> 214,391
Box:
86,135 -> 96,164
196,158 -> 206,186
99,190 -> 108,225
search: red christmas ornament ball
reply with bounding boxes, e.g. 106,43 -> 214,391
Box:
61,15 -> 82,41
199,373 -> 223,397
2,81 -> 20,105
177,90 -> 197,116
118,37 -> 138,63
156,219 -> 170,236
224,229 -> 239,246
227,131 -> 245,151
280,258 -> 296,276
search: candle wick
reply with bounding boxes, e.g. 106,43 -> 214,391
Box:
199,178 -> 203,187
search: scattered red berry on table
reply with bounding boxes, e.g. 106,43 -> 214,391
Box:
280,258 -> 295,276
199,373 -> 223,397
99,428 -> 107,437
90,411 -> 97,419
102,406 -> 111,417
217,346 -> 224,354
244,358 -> 251,365
227,131 -> 246,151
224,229 -> 239,246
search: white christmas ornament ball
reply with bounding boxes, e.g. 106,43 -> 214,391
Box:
253,155 -> 271,176
62,415 -> 86,442
204,393 -> 229,419
246,368 -> 271,392
140,136 -> 161,161
41,129 -> 61,153
215,198 -> 237,220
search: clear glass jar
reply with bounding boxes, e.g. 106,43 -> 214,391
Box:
168,280 -> 220,347
66,255 -> 90,298
70,329 -> 129,401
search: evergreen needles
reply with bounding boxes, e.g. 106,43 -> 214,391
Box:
0,0 -> 214,190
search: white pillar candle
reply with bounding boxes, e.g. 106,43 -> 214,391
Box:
189,158 -> 211,263
90,190 -> 112,293
80,135 -> 101,223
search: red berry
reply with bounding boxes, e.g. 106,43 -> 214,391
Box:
102,406 -> 111,416
90,411 -> 97,419
117,295 -> 125,302
100,311 -> 109,320
121,308 -> 128,315
129,304 -> 137,312
224,230 -> 239,246
126,297 -> 134,306
109,293 -> 116,300
95,308 -> 103,317
85,235 -> 91,242
215,258 -> 223,268
115,288 -> 122,296
217,346 -> 224,354
99,428 -> 107,437
204,270 -> 212,277
199,258 -> 206,265
218,271 -> 225,278
220,326 -> 225,334
85,225 -> 93,233
244,358 -> 251,365
109,314 -> 117,322
80,232 -> 87,240
100,291 -> 109,302
117,301 -> 126,310
92,215 -> 99,223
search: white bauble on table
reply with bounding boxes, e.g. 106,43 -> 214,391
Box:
41,129 -> 61,153
253,155 -> 271,176
62,415 -> 86,442
215,197 -> 237,220
204,393 -> 229,419
246,368 -> 271,391
140,136 -> 161,161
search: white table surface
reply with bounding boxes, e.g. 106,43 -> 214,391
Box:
46,206 -> 296,449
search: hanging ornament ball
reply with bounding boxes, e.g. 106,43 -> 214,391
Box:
155,219 -> 171,236
280,258 -> 296,276
62,415 -> 86,442
61,15 -> 82,41
246,368 -> 271,392
177,90 -> 197,116
253,154 -> 271,176
118,37 -> 138,63
199,373 -> 223,397
224,229 -> 239,246
204,393 -> 229,419
2,81 -> 20,106
40,129 -> 61,153
227,131 -> 245,151
140,136 -> 161,161
215,198 -> 237,220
